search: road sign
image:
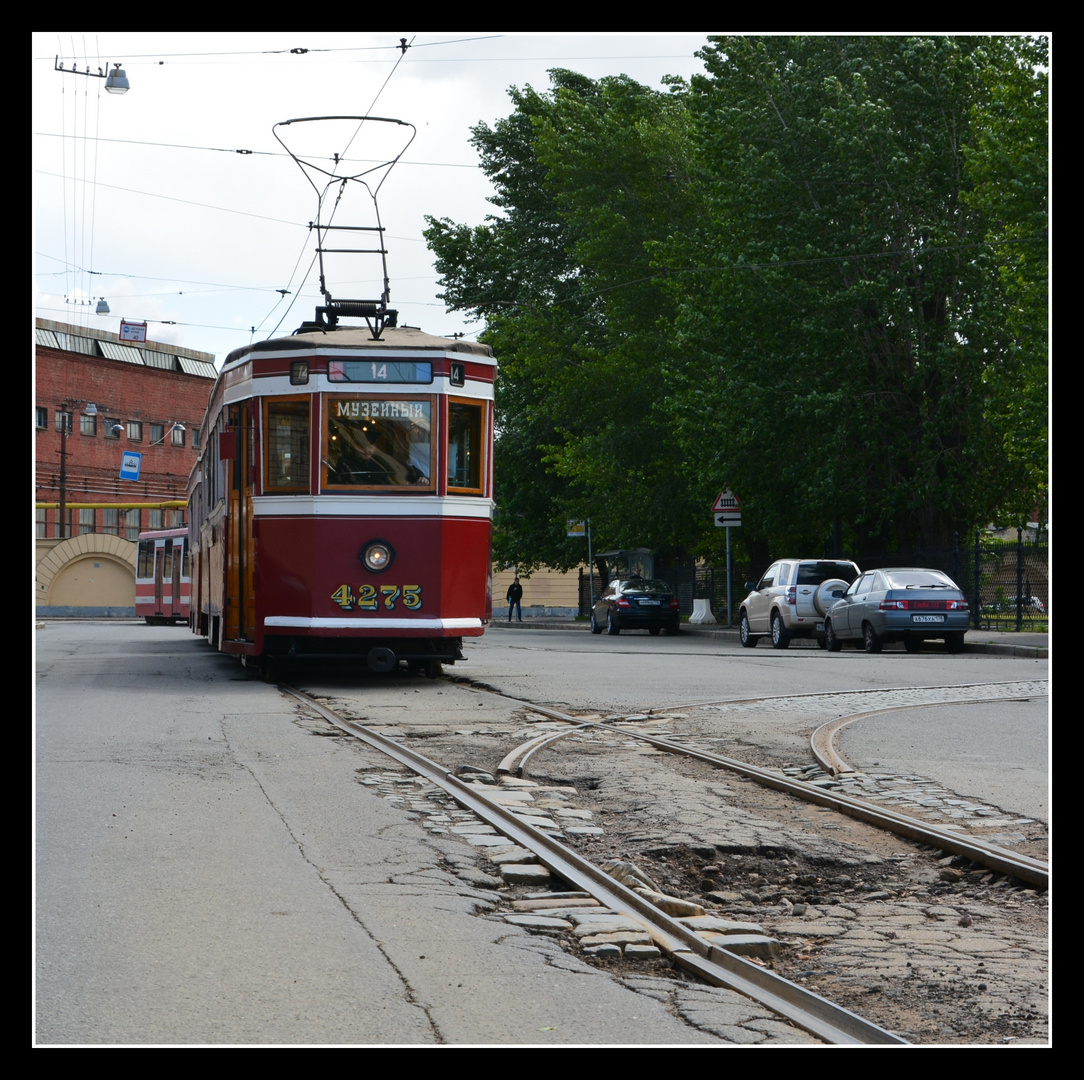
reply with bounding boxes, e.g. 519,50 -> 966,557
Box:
120,451 -> 142,481
712,489 -> 741,526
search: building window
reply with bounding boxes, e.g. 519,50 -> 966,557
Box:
80,412 -> 96,436
171,425 -> 186,447
56,411 -> 72,434
149,509 -> 163,531
150,423 -> 164,445
106,418 -> 122,439
36,407 -> 47,430
103,508 -> 119,536
128,421 -> 143,441
37,508 -> 46,538
192,427 -> 201,449
79,508 -> 97,534
124,509 -> 141,540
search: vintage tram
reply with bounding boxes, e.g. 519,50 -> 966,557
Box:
186,323 -> 496,675
136,527 -> 191,625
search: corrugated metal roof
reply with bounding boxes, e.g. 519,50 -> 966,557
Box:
178,357 -> 217,378
141,350 -> 177,370
98,340 -> 145,365
52,332 -> 97,356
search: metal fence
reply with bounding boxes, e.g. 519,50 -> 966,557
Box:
579,529 -> 1048,631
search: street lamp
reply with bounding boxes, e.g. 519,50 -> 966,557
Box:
54,57 -> 130,95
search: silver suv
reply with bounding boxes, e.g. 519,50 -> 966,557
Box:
739,559 -> 861,649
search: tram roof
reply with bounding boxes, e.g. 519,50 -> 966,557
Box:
224,325 -> 494,366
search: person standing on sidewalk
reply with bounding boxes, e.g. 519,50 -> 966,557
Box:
506,577 -> 523,622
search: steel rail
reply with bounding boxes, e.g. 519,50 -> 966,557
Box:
596,724 -> 1048,890
281,684 -> 908,1046
809,695 -> 1038,777
489,693 -> 1048,890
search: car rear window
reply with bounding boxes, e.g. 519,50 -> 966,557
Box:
796,562 -> 859,586
623,579 -> 671,595
884,571 -> 955,589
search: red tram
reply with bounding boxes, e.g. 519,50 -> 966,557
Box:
136,527 -> 191,625
186,324 -> 496,675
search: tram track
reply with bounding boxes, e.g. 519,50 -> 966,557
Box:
280,682 -> 906,1045
279,674 -> 1048,1044
487,690 -> 1048,890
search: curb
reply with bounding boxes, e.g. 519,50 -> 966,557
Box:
488,619 -> 1047,658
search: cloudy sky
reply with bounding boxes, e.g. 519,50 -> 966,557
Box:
33,32 -> 714,365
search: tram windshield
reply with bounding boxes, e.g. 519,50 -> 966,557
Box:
325,397 -> 432,489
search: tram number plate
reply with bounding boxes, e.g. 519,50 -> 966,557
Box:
911,614 -> 945,624
331,584 -> 422,612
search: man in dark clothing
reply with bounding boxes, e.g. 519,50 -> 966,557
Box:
506,577 -> 523,622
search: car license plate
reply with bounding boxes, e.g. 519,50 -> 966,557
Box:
639,599 -> 660,605
912,614 -> 946,624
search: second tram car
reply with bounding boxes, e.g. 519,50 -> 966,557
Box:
187,324 -> 496,675
136,527 -> 191,625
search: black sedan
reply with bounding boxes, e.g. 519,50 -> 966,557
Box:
824,567 -> 969,653
591,578 -> 681,636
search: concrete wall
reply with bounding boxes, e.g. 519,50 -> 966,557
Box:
492,566 -> 582,617
36,535 -> 137,617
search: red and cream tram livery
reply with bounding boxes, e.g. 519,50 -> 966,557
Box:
187,325 -> 495,673
136,527 -> 191,625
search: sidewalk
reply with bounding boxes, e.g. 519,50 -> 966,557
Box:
489,616 -> 1048,658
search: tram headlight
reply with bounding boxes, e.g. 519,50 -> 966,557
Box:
360,539 -> 395,573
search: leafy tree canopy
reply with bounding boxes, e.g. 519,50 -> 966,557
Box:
426,38 -> 1047,571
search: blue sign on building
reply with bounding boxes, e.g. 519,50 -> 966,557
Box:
120,451 -> 142,481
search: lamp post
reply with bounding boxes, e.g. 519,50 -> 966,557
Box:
56,401 -> 97,540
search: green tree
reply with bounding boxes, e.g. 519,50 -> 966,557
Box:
662,36 -> 1047,555
426,71 -> 703,570
963,37 -> 1048,525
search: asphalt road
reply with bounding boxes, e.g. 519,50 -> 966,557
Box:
34,619 -> 1048,1045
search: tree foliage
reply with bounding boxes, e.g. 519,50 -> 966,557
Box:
426,38 -> 1047,571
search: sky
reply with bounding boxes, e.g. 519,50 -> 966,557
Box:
33,32 -> 714,366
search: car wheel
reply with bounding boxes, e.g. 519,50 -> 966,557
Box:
904,636 -> 920,653
945,632 -> 966,653
862,621 -> 882,654
739,611 -> 757,648
648,626 -> 661,636
607,612 -> 620,635
771,611 -> 791,649
590,611 -> 603,635
825,620 -> 842,652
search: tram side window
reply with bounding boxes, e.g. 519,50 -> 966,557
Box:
325,398 -> 432,489
265,399 -> 310,492
138,540 -> 155,579
448,400 -> 484,494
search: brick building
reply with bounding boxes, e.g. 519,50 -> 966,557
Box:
35,318 -> 217,616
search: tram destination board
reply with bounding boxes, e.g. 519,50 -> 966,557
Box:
329,359 -> 433,383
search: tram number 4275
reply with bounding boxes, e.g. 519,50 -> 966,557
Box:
331,583 -> 423,612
